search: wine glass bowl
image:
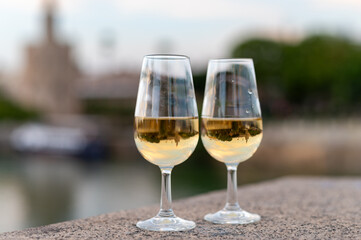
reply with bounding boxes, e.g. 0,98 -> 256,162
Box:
201,59 -> 262,224
134,117 -> 199,168
134,54 -> 198,231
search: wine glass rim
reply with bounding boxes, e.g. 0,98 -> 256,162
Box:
144,54 -> 189,60
209,58 -> 253,63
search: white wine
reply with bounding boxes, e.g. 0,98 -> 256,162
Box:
134,117 -> 199,167
201,118 -> 262,164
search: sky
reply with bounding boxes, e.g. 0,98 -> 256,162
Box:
0,0 -> 360,74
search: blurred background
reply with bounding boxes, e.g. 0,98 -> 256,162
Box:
0,0 -> 361,233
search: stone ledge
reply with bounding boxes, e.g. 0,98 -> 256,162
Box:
1,177 -> 360,239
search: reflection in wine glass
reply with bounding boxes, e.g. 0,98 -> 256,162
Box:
134,55 -> 199,231
201,59 -> 263,224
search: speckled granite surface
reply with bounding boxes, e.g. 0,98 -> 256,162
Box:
1,177 -> 360,239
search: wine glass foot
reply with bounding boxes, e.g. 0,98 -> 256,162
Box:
136,215 -> 196,231
204,208 -> 260,224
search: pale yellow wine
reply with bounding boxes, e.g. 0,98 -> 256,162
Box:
134,117 -> 199,167
201,118 -> 263,164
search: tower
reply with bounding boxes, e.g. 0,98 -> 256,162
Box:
18,0 -> 80,114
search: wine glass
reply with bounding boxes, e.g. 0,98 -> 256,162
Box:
201,59 -> 263,224
134,54 -> 199,231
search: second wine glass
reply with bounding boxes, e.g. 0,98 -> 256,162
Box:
201,59 -> 263,224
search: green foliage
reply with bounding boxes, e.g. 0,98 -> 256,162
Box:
84,99 -> 134,116
0,96 -> 38,121
193,72 -> 207,94
232,35 -> 361,117
233,39 -> 285,86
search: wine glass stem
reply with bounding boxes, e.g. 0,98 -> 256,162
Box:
158,168 -> 175,218
225,164 -> 240,211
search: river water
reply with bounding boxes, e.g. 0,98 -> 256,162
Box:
1,119 -> 361,233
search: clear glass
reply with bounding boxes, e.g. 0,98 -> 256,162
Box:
201,59 -> 262,224
134,54 -> 198,231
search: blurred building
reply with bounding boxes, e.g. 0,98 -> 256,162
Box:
78,72 -> 138,100
2,0 -> 140,117
15,1 -> 80,114
78,72 -> 139,118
